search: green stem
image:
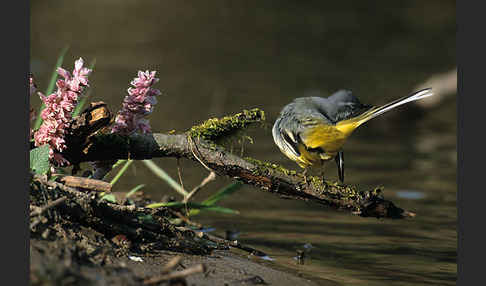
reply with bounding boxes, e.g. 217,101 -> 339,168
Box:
142,160 -> 189,197
33,45 -> 70,130
110,160 -> 133,185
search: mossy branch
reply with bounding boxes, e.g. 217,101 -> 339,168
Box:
62,107 -> 414,219
188,108 -> 265,141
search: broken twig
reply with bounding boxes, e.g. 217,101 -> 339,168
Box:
57,175 -> 112,192
30,196 -> 68,217
183,171 -> 216,203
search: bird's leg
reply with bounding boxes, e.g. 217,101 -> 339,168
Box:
319,162 -> 326,182
301,167 -> 310,186
335,151 -> 344,184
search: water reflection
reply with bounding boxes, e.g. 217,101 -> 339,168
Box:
395,191 -> 426,200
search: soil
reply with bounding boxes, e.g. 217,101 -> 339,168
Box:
29,178 -> 323,286
30,224 -> 319,286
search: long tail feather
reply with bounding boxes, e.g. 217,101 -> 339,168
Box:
355,88 -> 433,126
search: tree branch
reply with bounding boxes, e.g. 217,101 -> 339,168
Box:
62,107 -> 414,219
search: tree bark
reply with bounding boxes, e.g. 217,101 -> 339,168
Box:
63,124 -> 414,219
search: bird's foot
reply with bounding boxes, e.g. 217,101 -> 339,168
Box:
319,171 -> 326,186
301,168 -> 310,187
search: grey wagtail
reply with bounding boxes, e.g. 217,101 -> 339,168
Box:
272,88 -> 433,183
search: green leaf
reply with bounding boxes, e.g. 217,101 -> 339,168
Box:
48,175 -> 60,182
146,201 -> 239,214
196,205 -> 239,214
94,160 -> 126,181
110,160 -> 133,186
137,214 -> 155,224
125,184 -> 145,198
169,218 -> 183,225
142,160 -> 188,196
71,90 -> 90,117
112,159 -> 127,169
190,182 -> 243,216
29,145 -> 50,175
100,194 -> 117,203
34,45 -> 70,130
202,182 -> 243,206
146,201 -> 186,208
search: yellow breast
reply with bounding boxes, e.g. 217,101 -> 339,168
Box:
297,121 -> 359,167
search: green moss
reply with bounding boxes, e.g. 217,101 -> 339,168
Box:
306,176 -> 363,200
243,157 -> 363,198
188,108 -> 265,141
308,175 -> 325,189
371,186 -> 384,196
244,157 -> 298,177
186,108 -> 380,205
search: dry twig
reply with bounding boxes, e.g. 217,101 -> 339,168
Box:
169,209 -> 203,228
183,171 -> 216,203
30,196 -> 68,217
57,175 -> 112,192
30,196 -> 68,229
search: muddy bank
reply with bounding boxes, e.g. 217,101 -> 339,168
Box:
29,175 -> 331,286
30,231 -> 326,286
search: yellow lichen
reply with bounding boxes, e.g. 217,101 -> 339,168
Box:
244,157 -> 299,177
188,108 -> 265,141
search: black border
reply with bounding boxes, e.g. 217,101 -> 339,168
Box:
2,0 -> 29,285
457,1 -> 483,285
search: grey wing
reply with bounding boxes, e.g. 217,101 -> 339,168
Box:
272,116 -> 301,160
272,97 -> 338,161
325,90 -> 373,122
272,98 -> 331,153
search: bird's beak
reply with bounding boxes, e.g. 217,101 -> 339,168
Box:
335,151 -> 344,183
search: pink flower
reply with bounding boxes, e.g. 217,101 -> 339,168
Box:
34,58 -> 92,166
111,70 -> 161,135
